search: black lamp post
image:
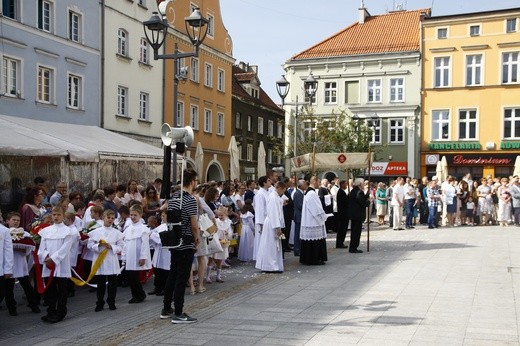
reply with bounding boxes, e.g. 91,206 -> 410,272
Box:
143,7 -> 208,199
276,73 -> 318,161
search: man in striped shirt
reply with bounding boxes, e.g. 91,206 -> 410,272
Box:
160,169 -> 200,324
426,177 -> 442,229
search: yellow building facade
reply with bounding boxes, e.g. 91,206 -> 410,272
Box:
421,8 -> 520,179
162,0 -> 234,182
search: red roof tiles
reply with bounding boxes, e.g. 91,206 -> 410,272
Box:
291,8 -> 430,61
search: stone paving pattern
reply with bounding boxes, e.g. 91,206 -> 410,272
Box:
1,224 -> 520,345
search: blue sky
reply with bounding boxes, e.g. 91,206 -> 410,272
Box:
219,0 -> 520,102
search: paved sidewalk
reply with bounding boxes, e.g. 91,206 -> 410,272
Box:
2,223 -> 520,345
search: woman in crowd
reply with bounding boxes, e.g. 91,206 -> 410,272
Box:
20,187 -> 46,232
375,182 -> 387,225
204,187 -> 220,212
444,178 -> 457,227
142,186 -> 161,221
497,177 -> 512,226
123,179 -> 142,206
457,180 -> 470,225
477,178 -> 493,225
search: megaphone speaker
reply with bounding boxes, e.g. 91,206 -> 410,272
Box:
161,123 -> 173,146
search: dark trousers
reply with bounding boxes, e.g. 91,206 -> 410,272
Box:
513,207 -> 520,225
405,199 -> 416,227
336,216 -> 348,247
293,222 -> 301,256
17,276 -> 39,308
95,274 -> 118,306
163,249 -> 194,316
349,220 -> 363,251
388,206 -> 394,228
153,268 -> 169,293
428,205 -> 438,228
0,276 -> 16,311
125,270 -> 145,300
419,201 -> 428,224
44,277 -> 69,318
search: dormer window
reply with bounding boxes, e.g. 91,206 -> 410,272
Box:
251,87 -> 259,99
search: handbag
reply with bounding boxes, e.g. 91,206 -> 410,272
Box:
199,213 -> 217,235
160,208 -> 183,249
206,235 -> 223,255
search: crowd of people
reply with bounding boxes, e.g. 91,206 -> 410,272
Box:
0,170 -> 517,325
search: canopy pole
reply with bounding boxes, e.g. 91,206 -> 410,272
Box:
367,149 -> 372,252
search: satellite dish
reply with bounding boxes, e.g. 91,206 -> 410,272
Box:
160,123 -> 195,148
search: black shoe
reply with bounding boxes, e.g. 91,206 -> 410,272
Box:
317,261 -> 326,265
109,304 -> 117,311
349,249 -> 363,253
410,226 -> 415,228
95,305 -> 104,312
171,313 -> 197,324
8,308 -> 18,316
47,314 -> 62,324
128,297 -> 145,304
428,226 -> 435,229
147,290 -> 157,295
30,305 -> 41,313
398,228 -> 405,230
160,307 -> 174,319
336,245 -> 348,249
156,290 -> 164,296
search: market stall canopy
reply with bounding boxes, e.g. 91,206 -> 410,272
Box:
291,152 -> 372,173
0,114 -> 164,162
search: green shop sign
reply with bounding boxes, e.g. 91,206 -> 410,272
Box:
501,142 -> 520,149
429,142 -> 481,150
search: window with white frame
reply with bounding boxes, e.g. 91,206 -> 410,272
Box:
437,27 -> 448,39
258,117 -> 264,134
277,123 -> 283,139
38,0 -> 53,32
389,119 -> 404,143
469,25 -> 480,36
434,56 -> 450,87
204,109 -> 212,133
324,82 -> 337,104
303,121 -> 317,140
190,58 -> 199,82
68,10 -> 81,42
367,79 -> 381,102
466,54 -> 482,86
204,63 -> 212,87
507,18 -> 517,33
217,68 -> 225,92
2,56 -> 20,97
504,108 -> 520,139
139,38 -> 149,64
235,112 -> 241,129
267,120 -> 274,136
67,73 -> 82,109
432,110 -> 450,140
246,144 -> 253,161
458,109 -> 477,140
176,101 -> 184,126
267,149 -> 273,164
117,86 -> 128,116
207,13 -> 214,37
217,113 -> 224,135
139,92 -> 149,120
366,119 -> 381,144
175,56 -> 185,78
247,115 -> 252,131
190,105 -> 199,130
3,0 -> 20,20
37,66 -> 53,103
117,29 -> 128,56
502,52 -> 519,84
390,78 -> 404,102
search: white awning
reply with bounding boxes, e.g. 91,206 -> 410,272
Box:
291,152 -> 372,173
0,114 -> 163,162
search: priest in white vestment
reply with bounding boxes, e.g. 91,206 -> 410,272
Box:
253,176 -> 271,260
300,176 -> 328,265
255,182 -> 286,272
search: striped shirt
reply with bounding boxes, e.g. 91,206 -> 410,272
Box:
167,190 -> 197,251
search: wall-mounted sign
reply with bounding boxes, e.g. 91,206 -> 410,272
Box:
371,162 -> 408,176
244,167 -> 256,174
501,142 -> 520,149
429,142 -> 481,150
444,154 -> 515,166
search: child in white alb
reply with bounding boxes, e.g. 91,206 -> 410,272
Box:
237,201 -> 255,262
122,204 -> 151,303
88,209 -> 124,311
466,197 -> 475,226
149,210 -> 170,296
205,207 -> 231,283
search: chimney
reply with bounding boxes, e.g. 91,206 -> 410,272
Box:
359,0 -> 370,24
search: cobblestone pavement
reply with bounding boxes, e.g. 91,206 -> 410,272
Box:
2,223 -> 520,345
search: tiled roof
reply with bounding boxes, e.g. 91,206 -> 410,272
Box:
232,65 -> 282,113
291,8 -> 430,61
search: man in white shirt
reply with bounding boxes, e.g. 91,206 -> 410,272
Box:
392,177 -> 405,230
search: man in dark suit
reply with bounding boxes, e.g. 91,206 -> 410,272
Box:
318,179 -> 334,232
292,179 -> 306,256
336,180 -> 349,248
281,177 -> 293,252
347,178 -> 370,253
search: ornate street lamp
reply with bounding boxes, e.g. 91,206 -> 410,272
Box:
143,7 -> 208,198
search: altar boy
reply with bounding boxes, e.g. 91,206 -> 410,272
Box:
38,207 -> 73,323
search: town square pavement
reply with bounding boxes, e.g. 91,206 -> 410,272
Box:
2,223 -> 520,345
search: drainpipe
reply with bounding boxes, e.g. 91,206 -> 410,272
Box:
100,0 -> 106,128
